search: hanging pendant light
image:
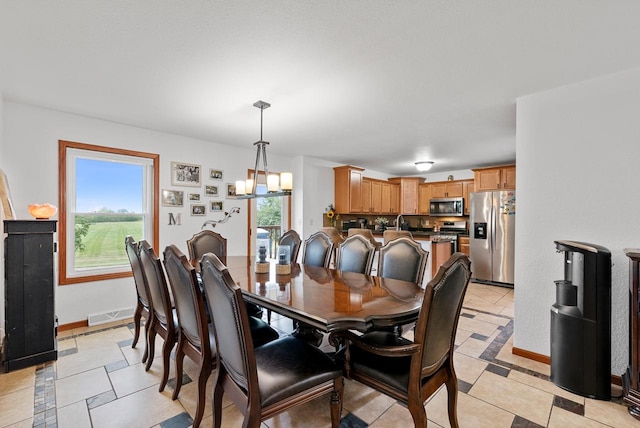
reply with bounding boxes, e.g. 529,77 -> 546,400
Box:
235,101 -> 292,199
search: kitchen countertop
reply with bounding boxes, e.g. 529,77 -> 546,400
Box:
341,229 -> 467,239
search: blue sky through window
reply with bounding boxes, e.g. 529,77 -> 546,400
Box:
76,158 -> 143,212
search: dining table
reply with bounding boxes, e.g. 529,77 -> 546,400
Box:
223,256 -> 425,343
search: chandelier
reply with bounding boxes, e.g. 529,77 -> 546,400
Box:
235,101 -> 292,199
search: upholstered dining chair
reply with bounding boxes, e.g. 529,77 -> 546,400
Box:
335,234 -> 376,275
347,228 -> 381,250
302,231 -> 334,268
278,229 -> 302,264
187,229 -> 263,319
125,236 -> 151,363
187,229 -> 226,270
162,244 -> 213,428
332,253 -> 472,427
382,229 -> 413,245
199,253 -> 344,428
378,236 -> 428,286
138,240 -> 177,392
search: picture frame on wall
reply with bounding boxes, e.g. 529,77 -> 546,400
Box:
188,193 -> 201,201
226,183 -> 237,199
205,185 -> 218,196
210,200 -> 223,212
190,204 -> 206,216
171,161 -> 201,187
161,189 -> 184,207
209,169 -> 223,180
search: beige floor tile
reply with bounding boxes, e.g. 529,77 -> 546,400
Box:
460,297 -> 508,316
584,396 -> 640,428
499,306 -> 515,317
176,370 -> 215,422
456,316 -> 501,337
548,406 -> 609,428
55,342 -> 125,379
469,371 -> 553,426
0,386 -> 34,428
368,402 -> 418,427
455,337 -> 490,358
342,379 -> 396,424
473,312 -> 511,327
263,393 -> 339,427
1,418 -> 33,428
89,385 -> 185,428
426,387 -> 515,428
109,357 -> 172,398
453,352 -> 488,385
495,342 -> 550,376
507,370 -> 585,404
0,366 -> 35,396
57,337 -> 77,352
57,400 -> 92,428
454,328 -> 473,346
55,367 -> 112,408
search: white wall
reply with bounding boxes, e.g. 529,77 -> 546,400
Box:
1,102 -> 296,325
515,67 -> 640,374
0,91 -> 4,335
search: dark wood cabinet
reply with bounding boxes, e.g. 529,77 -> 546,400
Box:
623,248 -> 640,419
3,220 -> 57,372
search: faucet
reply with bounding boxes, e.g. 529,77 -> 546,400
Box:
395,214 -> 404,230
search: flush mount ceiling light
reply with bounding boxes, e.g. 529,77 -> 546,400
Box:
235,101 -> 292,199
415,161 -> 434,172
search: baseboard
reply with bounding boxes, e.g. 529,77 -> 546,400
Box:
512,347 -> 622,386
58,320 -> 88,332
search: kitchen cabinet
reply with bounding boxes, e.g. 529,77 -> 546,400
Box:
462,180 -> 474,215
459,236 -> 470,256
418,183 -> 431,215
334,165 -> 364,213
431,240 -> 453,277
380,182 -> 399,214
473,165 -> 516,191
431,181 -> 463,198
388,177 -> 423,215
370,180 -> 382,213
361,178 -> 372,213
4,220 -> 57,372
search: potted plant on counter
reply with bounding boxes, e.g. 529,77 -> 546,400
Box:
375,217 -> 389,231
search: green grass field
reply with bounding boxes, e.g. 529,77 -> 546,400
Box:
75,220 -> 143,268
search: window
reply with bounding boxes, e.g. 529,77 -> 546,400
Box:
59,140 -> 159,284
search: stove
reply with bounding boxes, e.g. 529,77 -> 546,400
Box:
433,221 -> 467,252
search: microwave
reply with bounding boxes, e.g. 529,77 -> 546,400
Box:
430,197 -> 464,217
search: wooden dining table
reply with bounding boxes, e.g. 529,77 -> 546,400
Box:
223,256 -> 425,339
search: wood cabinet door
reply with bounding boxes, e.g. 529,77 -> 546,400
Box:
418,184 -> 431,215
463,180 -> 474,215
445,182 -> 463,197
503,166 -> 516,189
361,178 -> 372,213
390,184 -> 400,214
348,169 -> 363,213
380,182 -> 391,213
474,168 -> 502,191
371,180 -> 382,213
431,182 -> 447,198
402,179 -> 419,214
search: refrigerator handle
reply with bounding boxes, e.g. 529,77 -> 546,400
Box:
490,204 -> 495,253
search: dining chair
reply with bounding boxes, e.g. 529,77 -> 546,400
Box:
322,227 -> 345,267
199,253 -> 344,428
278,229 -> 302,264
378,236 -> 428,286
138,240 -> 177,392
302,231 -> 334,268
187,229 -> 227,269
187,229 -> 263,319
332,253 -> 472,427
382,229 -> 413,245
162,244 -> 213,428
347,228 -> 381,250
335,234 -> 376,275
125,236 -> 151,363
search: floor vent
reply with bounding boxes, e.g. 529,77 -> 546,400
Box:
88,307 -> 135,326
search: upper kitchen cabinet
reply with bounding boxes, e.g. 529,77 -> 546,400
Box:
361,178 -> 372,213
380,182 -> 399,214
418,183 -> 431,215
430,181 -> 463,198
334,165 -> 364,213
361,178 -> 384,213
388,177 -> 423,214
473,165 -> 516,191
462,179 -> 474,215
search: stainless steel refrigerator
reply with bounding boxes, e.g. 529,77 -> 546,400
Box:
469,190 -> 516,286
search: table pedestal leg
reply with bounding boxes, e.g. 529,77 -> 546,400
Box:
292,321 -> 324,347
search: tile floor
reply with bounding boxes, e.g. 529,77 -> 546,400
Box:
1,282 -> 639,427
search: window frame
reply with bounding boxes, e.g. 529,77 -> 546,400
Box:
58,140 -> 159,285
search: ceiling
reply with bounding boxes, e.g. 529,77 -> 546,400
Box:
1,1 -> 639,176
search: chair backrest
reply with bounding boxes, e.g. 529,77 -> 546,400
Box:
347,228 -> 381,249
414,253 -> 471,374
200,253 -> 256,391
139,240 -> 173,326
302,231 -> 334,267
163,244 -> 209,350
187,230 -> 227,269
378,236 -> 428,285
125,235 -> 149,307
382,229 -> 413,245
336,234 -> 376,275
278,230 -> 302,264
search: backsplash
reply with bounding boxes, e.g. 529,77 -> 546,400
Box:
323,213 -> 470,232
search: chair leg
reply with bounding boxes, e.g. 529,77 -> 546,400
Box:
172,344 -> 185,400
192,360 -> 210,428
267,308 -> 272,324
158,334 -> 173,392
330,377 -> 344,428
407,396 -> 427,427
145,323 -> 156,371
445,366 -> 460,428
132,301 -> 142,349
212,371 -> 224,428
